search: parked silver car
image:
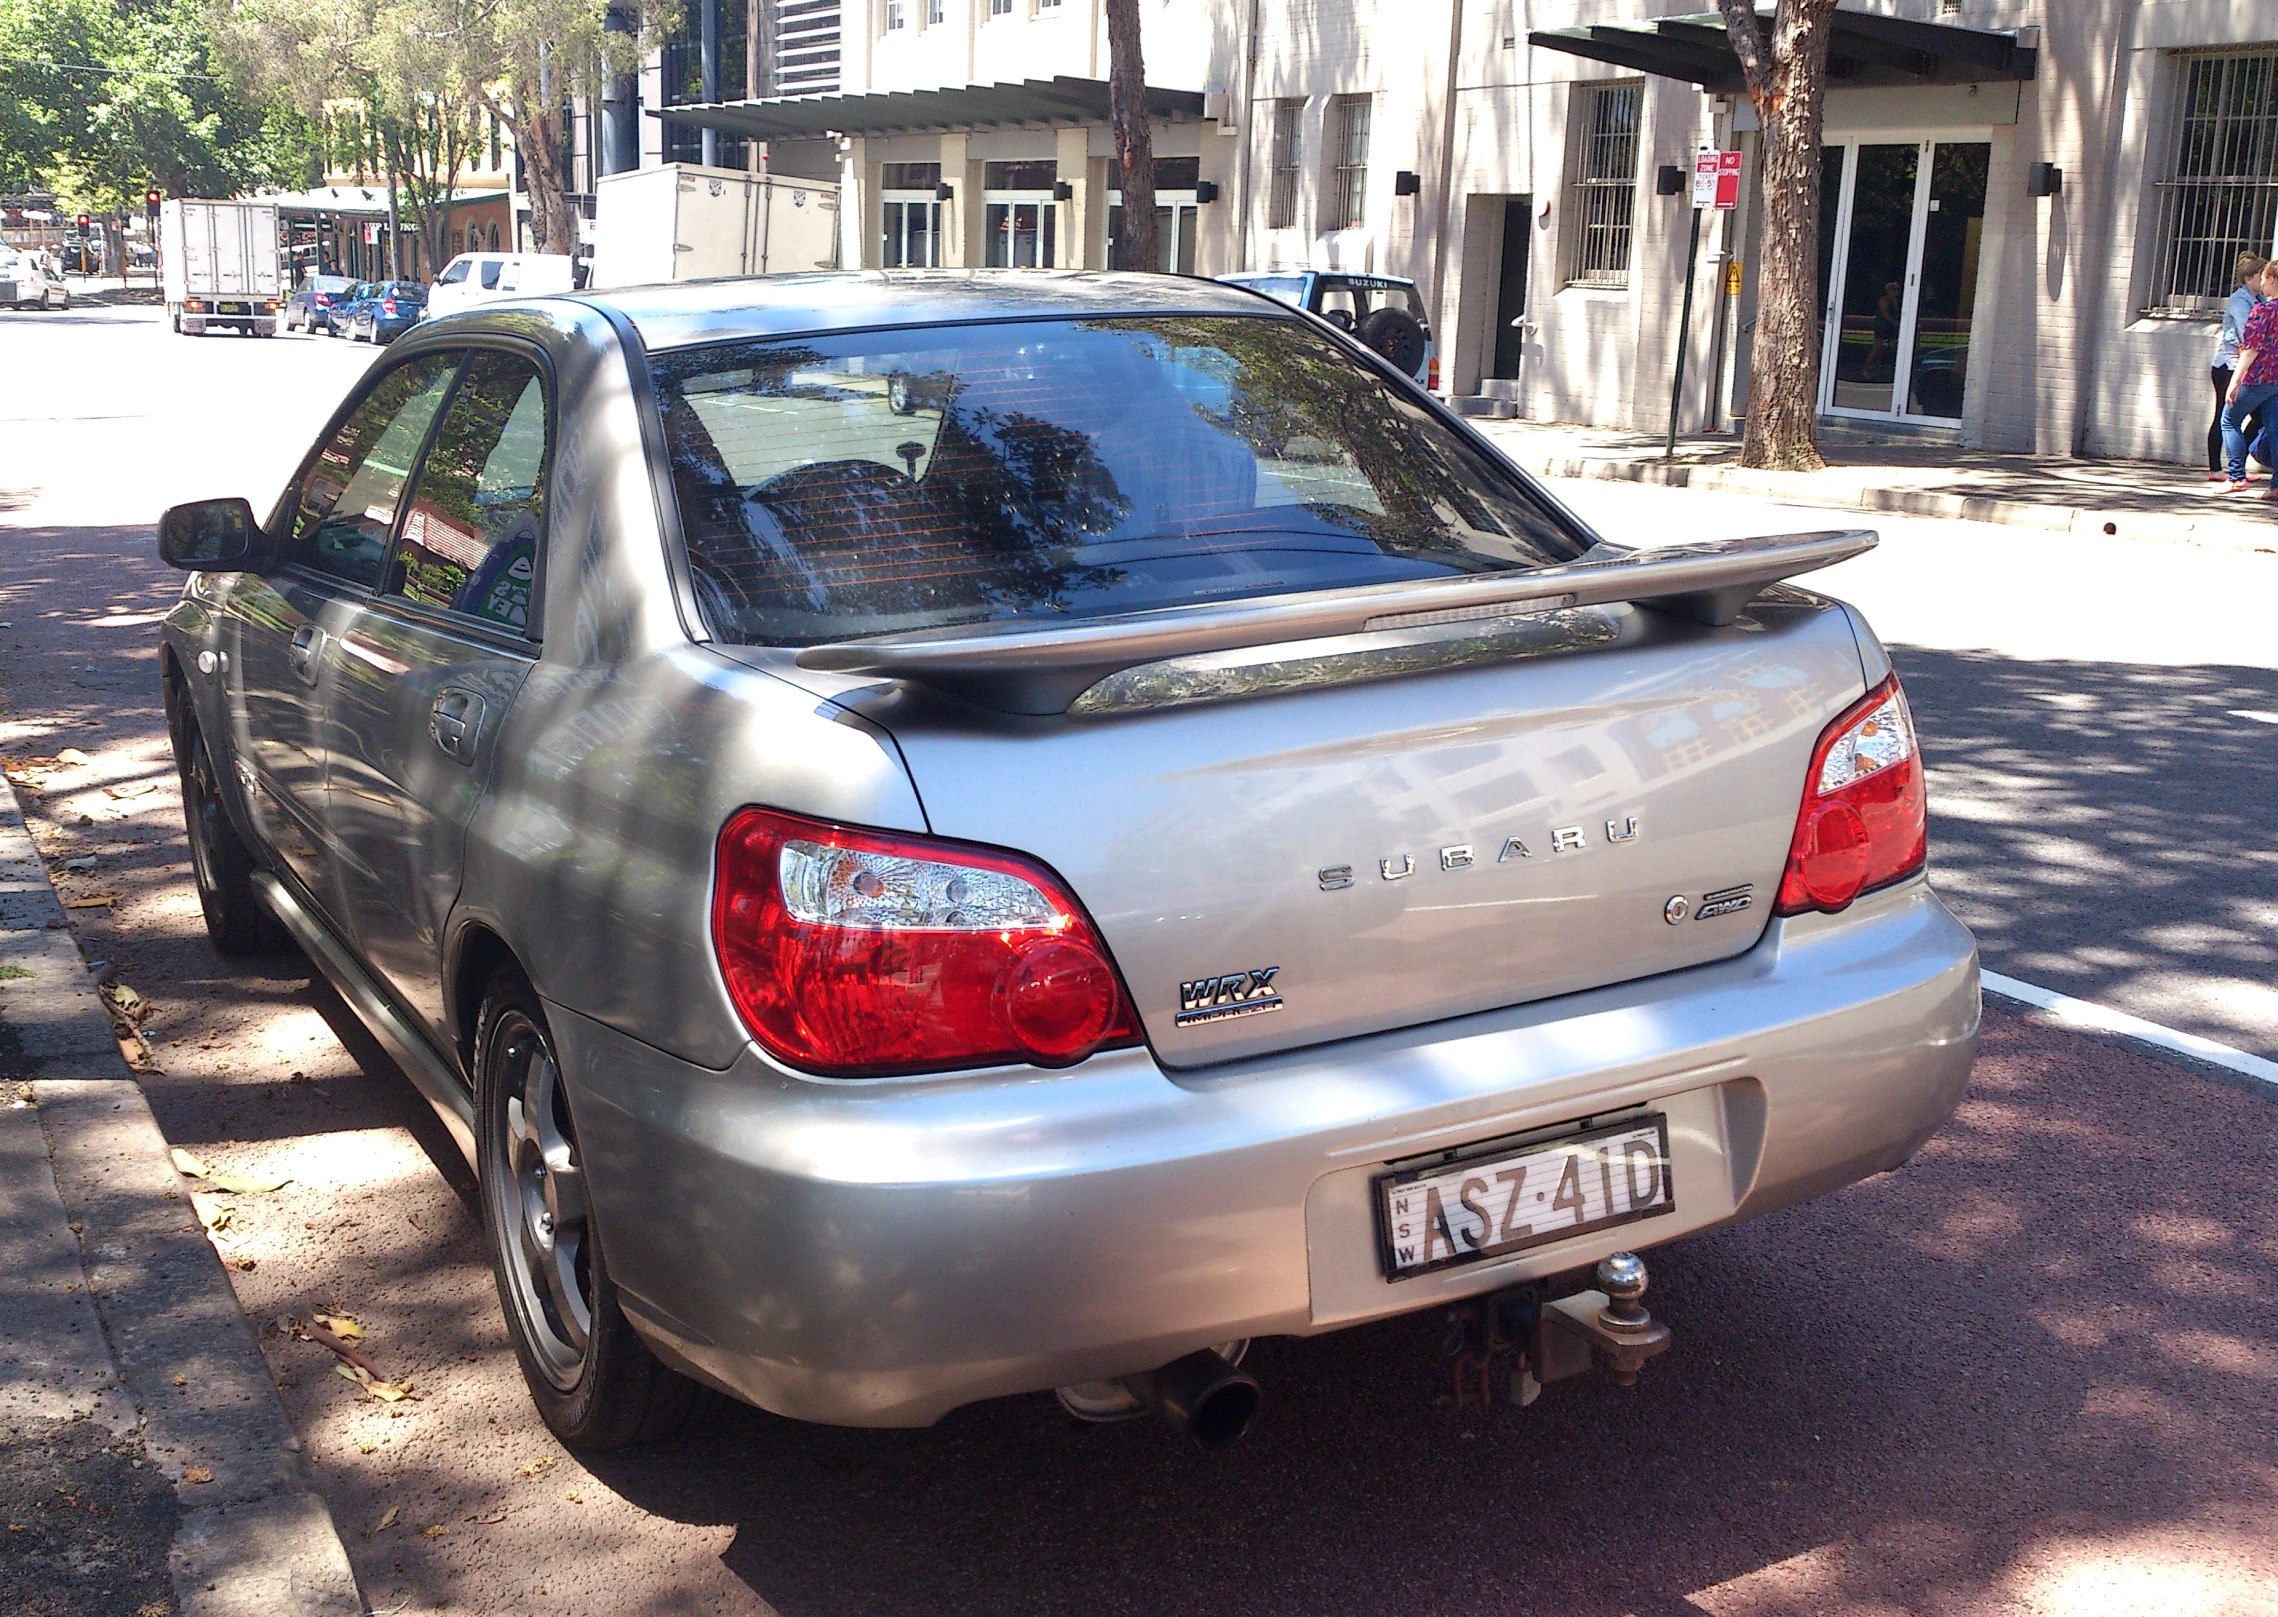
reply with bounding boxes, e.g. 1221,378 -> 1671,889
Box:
155,272 -> 1977,1451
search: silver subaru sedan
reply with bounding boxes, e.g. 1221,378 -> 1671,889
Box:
155,271 -> 1977,1451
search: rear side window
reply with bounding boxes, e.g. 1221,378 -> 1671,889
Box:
385,352 -> 548,632
287,354 -> 458,587
651,315 -> 1587,647
479,260 -> 504,290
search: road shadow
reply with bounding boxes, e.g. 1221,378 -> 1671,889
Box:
557,1009 -> 2278,1617
1893,648 -> 2278,1059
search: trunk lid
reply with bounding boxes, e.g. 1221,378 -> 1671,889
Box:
849,594 -> 1867,1066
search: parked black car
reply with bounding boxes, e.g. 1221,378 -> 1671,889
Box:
284,273 -> 357,334
348,280 -> 426,343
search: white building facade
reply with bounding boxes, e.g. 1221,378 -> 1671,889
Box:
627,1 -> 2278,467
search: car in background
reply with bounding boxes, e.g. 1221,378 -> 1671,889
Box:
285,273 -> 357,333
154,271 -> 1975,1456
0,248 -> 70,310
1217,270 -> 1437,389
322,283 -> 374,338
347,280 -> 425,343
423,252 -> 574,320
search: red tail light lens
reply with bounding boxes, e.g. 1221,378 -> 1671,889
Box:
1427,356 -> 1441,391
711,807 -> 1141,1077
381,298 -> 397,314
1774,674 -> 1927,916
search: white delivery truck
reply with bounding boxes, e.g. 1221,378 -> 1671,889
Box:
590,163 -> 839,289
161,199 -> 283,336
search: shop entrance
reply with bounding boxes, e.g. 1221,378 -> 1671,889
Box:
1491,194 -> 1532,381
984,161 -> 1059,269
1815,138 -> 1990,423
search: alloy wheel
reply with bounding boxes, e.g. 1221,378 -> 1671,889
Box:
487,1012 -> 593,1390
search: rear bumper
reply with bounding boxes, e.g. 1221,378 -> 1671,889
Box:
557,876 -> 1977,1427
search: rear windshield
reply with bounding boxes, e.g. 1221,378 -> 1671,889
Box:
651,315 -> 1589,647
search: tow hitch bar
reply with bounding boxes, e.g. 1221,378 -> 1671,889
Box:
1445,1253 -> 1674,1409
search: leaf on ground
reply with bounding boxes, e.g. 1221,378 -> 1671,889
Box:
517,1456 -> 556,1478
63,894 -> 117,909
334,1360 -> 416,1403
103,782 -> 153,799
183,1466 -> 212,1485
60,855 -> 97,871
54,748 -> 91,766
311,1311 -> 363,1341
375,1505 -> 399,1532
421,1523 -> 448,1539
189,1193 -> 236,1233
169,1147 -> 211,1178
103,983 -> 150,1023
206,1170 -> 290,1195
0,964 -> 31,981
472,1507 -> 508,1525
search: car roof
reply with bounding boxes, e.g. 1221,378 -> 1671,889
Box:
575,269 -> 1297,353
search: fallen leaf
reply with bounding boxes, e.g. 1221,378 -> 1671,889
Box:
565,1491 -> 582,1504
63,894 -> 116,909
333,1360 -> 416,1403
234,1257 -> 256,1271
357,1440 -> 377,1454
206,1170 -> 290,1195
421,1523 -> 448,1539
189,1193 -> 236,1234
60,854 -> 98,871
169,1147 -> 211,1178
517,1456 -> 556,1478
335,1363 -> 362,1388
184,1466 -> 212,1485
54,748 -> 91,766
471,1507 -> 508,1525
171,1375 -> 185,1388
312,1311 -> 363,1341
376,1506 -> 399,1531
103,782 -> 153,799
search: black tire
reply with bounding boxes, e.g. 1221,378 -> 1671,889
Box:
1357,306 -> 1428,379
475,966 -> 702,1449
175,714 -> 292,955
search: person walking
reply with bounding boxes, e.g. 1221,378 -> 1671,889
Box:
2218,259 -> 2278,494
2210,252 -> 2268,481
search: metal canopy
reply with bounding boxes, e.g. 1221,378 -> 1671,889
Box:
1527,8 -> 2036,94
651,76 -> 1210,141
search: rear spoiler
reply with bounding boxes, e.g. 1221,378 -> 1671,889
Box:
795,528 -> 1876,715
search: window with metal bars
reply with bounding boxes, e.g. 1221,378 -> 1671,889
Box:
2151,50 -> 2278,313
1565,81 -> 1642,288
1326,95 -> 1371,229
1268,100 -> 1304,230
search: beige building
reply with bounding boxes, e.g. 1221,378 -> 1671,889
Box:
635,1 -> 2278,467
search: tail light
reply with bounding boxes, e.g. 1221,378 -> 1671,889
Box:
1427,356 -> 1441,391
1774,674 -> 1927,915
314,293 -> 330,305
712,807 -> 1141,1078
186,297 -> 204,311
381,298 -> 397,315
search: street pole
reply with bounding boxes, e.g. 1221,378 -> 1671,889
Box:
1665,202 -> 1702,461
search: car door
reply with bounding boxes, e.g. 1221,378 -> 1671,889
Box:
227,352 -> 459,919
324,347 -> 547,1035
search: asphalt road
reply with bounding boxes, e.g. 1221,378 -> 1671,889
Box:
3,301 -> 2276,1617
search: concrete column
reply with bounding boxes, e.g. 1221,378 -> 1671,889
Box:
701,0 -> 721,168
841,137 -> 868,268
1057,125 -> 1092,268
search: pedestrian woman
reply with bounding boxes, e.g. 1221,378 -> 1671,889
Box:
2218,259 -> 2278,493
2211,251 -> 2269,480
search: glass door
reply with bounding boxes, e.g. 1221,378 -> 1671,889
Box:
1107,193 -> 1200,273
1818,139 -> 1991,423
881,196 -> 940,267
983,160 -> 1059,269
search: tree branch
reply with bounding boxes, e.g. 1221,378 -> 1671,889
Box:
1716,0 -> 1775,115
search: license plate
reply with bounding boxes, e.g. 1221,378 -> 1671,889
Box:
1375,1115 -> 1674,1279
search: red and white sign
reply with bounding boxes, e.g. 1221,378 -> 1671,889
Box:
1693,149 -> 1744,210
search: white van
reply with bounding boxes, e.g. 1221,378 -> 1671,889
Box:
424,252 -> 576,318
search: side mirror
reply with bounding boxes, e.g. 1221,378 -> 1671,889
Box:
157,497 -> 262,571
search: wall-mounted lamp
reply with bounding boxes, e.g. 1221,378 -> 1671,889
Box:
1052,179 -> 1074,201
934,182 -> 954,202
1393,170 -> 1421,197
1194,179 -> 1221,204
1656,164 -> 1687,197
2029,162 -> 2062,198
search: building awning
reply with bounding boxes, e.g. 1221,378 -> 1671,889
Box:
259,186 -> 507,218
651,76 -> 1210,142
1527,8 -> 2036,95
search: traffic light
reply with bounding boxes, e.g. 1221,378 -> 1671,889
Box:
145,189 -> 162,220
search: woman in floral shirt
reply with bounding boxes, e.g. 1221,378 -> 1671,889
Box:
2219,260 -> 2278,494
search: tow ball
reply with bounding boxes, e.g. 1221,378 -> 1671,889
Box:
1444,1252 -> 1674,1409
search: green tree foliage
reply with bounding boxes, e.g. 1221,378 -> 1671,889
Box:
0,0 -> 321,204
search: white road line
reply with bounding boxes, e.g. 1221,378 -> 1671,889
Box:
1981,970 -> 2278,1091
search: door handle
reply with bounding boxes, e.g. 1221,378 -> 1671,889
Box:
287,624 -> 325,685
429,688 -> 488,764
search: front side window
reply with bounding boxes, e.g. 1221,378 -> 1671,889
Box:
1327,94 -> 1372,229
386,352 -> 549,632
651,316 -> 1587,648
438,259 -> 470,285
1567,81 -> 1642,287
2152,50 -> 2278,312
287,354 -> 459,587
1268,100 -> 1304,230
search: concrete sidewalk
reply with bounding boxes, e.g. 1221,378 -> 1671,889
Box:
1473,418 -> 2278,552
1,786 -> 361,1617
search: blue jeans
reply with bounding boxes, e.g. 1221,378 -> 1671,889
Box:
2222,382 -> 2278,481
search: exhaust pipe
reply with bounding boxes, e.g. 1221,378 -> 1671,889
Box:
1120,1348 -> 1262,1450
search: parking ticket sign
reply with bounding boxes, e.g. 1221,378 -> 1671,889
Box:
1693,149 -> 1743,210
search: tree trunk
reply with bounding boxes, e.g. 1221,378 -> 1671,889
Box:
1104,0 -> 1156,272
1719,0 -> 1836,471
505,95 -> 578,257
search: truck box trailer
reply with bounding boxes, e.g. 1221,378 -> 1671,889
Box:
160,199 -> 283,335
590,164 -> 839,289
